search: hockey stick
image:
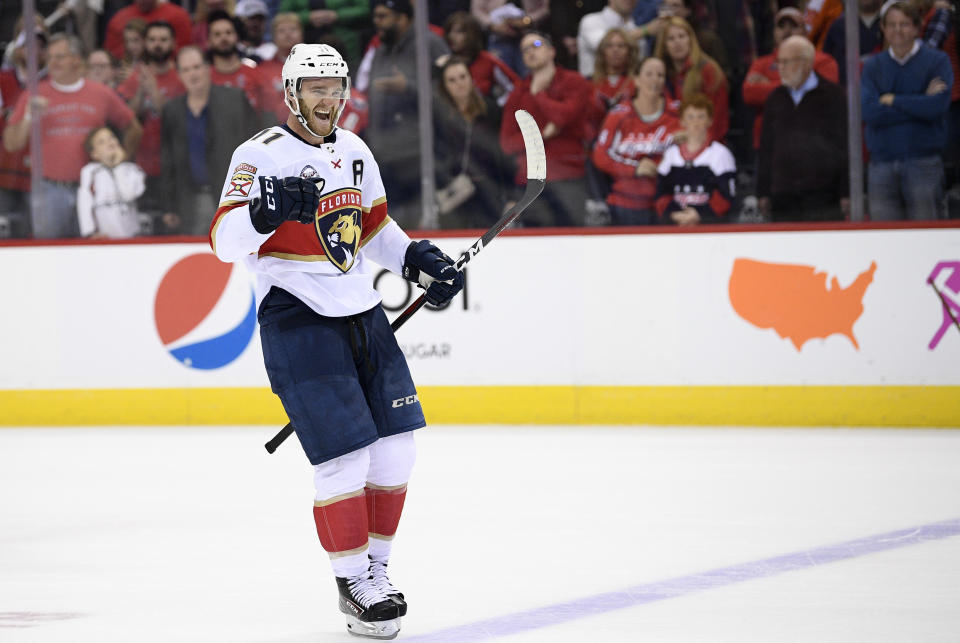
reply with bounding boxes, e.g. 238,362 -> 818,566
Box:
264,110 -> 546,454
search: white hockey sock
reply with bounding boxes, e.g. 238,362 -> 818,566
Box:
330,550 -> 370,579
367,534 -> 392,563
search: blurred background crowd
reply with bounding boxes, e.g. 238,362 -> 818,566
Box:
0,0 -> 956,238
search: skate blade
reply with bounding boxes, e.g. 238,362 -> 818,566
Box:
345,615 -> 400,640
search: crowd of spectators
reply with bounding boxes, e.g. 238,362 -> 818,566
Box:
0,0 -> 957,239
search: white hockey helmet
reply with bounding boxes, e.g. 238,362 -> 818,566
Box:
281,44 -> 351,137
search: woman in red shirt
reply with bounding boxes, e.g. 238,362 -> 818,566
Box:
654,16 -> 729,142
591,28 -> 638,109
592,56 -> 681,225
442,11 -> 520,107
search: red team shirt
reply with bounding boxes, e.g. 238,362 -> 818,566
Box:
666,59 -> 729,142
0,69 -> 29,191
116,66 -> 185,176
211,63 -> 267,113
256,58 -> 286,125
501,67 -> 595,183
103,3 -> 193,61
586,74 -> 635,141
592,103 -> 681,210
8,80 -> 135,182
469,50 -> 519,99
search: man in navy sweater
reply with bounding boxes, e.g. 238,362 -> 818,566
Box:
862,0 -> 953,220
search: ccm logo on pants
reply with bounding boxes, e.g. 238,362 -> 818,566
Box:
391,394 -> 419,408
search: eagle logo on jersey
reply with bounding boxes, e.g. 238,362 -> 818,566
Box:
315,188 -> 363,273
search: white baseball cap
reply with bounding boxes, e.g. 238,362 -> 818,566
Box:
235,0 -> 269,18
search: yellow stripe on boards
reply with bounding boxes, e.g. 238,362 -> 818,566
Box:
0,388 -> 285,425
0,386 -> 957,427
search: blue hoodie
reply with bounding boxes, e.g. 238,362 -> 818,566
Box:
861,42 -> 953,162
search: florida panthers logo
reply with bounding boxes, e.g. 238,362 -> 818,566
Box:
315,187 -> 363,273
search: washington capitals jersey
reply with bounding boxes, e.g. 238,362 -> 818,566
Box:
654,141 -> 736,223
209,124 -> 412,317
592,104 -> 681,210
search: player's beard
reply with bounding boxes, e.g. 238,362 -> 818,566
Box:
299,98 -> 338,138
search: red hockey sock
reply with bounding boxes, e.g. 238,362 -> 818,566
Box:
365,483 -> 407,541
313,489 -> 369,555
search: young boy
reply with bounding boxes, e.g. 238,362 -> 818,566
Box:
654,93 -> 737,225
77,126 -> 146,238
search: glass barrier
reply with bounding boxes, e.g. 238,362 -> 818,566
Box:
0,1 -> 957,241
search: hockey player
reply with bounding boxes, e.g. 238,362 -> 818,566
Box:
209,44 -> 464,639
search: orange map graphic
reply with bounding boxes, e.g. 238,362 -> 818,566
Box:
729,259 -> 877,350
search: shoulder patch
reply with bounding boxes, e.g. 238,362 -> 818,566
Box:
226,168 -> 255,197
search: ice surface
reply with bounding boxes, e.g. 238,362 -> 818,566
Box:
1,425 -> 959,642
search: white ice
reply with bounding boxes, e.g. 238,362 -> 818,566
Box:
1,425 -> 959,642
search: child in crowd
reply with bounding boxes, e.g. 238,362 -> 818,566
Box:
655,93 -> 736,225
77,126 -> 146,238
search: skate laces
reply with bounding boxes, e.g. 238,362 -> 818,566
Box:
369,559 -> 399,595
347,573 -> 391,608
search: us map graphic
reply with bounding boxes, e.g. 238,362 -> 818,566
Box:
728,258 -> 876,350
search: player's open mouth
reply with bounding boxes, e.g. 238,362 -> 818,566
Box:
315,109 -> 332,123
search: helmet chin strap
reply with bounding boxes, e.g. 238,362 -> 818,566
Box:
291,101 -> 334,138
296,110 -> 330,139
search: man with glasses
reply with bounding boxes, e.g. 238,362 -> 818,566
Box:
743,6 -> 839,151
501,31 -> 594,226
756,35 -> 848,222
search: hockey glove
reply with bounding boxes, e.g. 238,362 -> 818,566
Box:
402,239 -> 465,307
249,175 -> 322,233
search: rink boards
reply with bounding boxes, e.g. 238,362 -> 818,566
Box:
0,225 -> 958,427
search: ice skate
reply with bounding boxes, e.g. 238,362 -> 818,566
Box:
336,574 -> 401,640
370,557 -> 407,617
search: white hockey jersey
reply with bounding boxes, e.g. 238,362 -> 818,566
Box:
76,162 -> 145,238
209,124 -> 412,317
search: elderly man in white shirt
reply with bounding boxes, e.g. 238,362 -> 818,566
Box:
577,0 -> 650,76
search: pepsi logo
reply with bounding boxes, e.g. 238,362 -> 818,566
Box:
154,253 -> 256,369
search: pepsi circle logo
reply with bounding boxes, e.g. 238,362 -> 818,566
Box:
154,253 -> 256,369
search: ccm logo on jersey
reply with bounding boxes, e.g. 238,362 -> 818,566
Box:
391,394 -> 419,408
